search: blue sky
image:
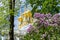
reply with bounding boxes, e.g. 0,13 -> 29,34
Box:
20,0 -> 26,2
14,0 -> 26,30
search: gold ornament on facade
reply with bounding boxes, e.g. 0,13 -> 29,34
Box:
18,10 -> 33,29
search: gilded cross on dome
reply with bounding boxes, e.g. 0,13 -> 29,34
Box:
18,10 -> 33,29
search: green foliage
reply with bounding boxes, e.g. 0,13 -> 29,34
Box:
0,0 -> 10,31
26,0 -> 60,15
0,0 -> 21,33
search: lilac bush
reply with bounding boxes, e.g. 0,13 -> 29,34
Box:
34,13 -> 60,27
22,13 -> 60,40
26,13 -> 60,33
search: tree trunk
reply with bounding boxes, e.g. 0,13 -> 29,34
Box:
9,0 -> 15,40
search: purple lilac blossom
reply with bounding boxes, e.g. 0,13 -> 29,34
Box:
39,14 -> 45,19
34,13 -> 60,28
44,20 -> 49,27
40,14 -> 49,26
39,19 -> 49,27
27,25 -> 33,33
52,14 -> 60,23
45,13 -> 52,19
34,13 -> 45,19
39,18 -> 45,24
34,13 -> 41,19
53,14 -> 60,18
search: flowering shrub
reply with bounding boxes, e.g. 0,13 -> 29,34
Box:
27,25 -> 34,33
21,13 -> 60,40
33,13 -> 60,27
